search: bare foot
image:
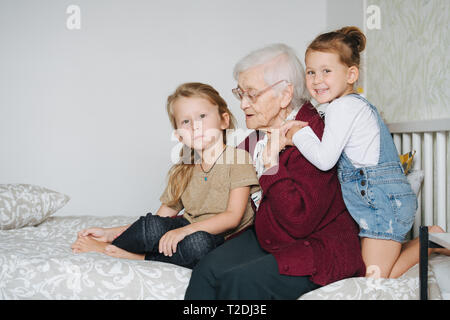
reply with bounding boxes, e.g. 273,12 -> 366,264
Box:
104,245 -> 145,260
77,225 -> 130,243
72,236 -> 109,254
434,248 -> 450,256
429,225 -> 450,256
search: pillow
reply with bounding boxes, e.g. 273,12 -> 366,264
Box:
0,184 -> 70,230
398,150 -> 424,196
406,169 -> 425,196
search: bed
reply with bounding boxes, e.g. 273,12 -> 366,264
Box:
1,119 -> 449,300
0,213 -> 191,300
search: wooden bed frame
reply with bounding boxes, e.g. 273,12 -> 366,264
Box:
387,118 -> 450,237
387,118 -> 450,300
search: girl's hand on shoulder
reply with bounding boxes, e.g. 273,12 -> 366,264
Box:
262,121 -> 308,170
281,120 -> 309,145
159,227 -> 191,257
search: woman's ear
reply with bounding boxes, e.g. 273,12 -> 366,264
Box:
280,83 -> 294,109
347,66 -> 359,85
220,112 -> 230,130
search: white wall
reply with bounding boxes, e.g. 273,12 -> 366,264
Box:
326,0 -> 366,92
0,0 -> 327,216
326,0 -> 364,30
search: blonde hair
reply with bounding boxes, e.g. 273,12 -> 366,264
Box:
306,26 -> 366,68
165,82 -> 236,207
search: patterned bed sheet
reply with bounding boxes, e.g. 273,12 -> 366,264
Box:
0,215 -> 191,300
1,215 -> 447,300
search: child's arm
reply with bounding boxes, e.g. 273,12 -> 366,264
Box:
290,99 -> 365,171
158,186 -> 250,257
284,121 -> 309,142
155,204 -> 181,218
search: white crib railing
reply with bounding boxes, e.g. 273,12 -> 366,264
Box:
387,119 -> 450,238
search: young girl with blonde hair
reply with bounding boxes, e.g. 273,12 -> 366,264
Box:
72,82 -> 260,268
283,26 -> 448,278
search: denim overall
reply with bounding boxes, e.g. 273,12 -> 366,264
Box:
337,94 -> 417,243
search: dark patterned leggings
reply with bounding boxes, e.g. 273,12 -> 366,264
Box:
111,213 -> 224,269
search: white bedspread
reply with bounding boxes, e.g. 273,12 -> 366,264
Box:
0,216 -> 191,300
1,215 -> 448,300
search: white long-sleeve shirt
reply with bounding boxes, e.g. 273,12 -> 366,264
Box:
292,95 -> 380,171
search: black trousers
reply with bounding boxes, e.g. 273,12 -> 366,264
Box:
184,228 -> 320,300
111,213 -> 224,269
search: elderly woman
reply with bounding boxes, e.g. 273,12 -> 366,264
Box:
184,44 -> 366,300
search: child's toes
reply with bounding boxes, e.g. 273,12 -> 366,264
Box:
71,245 -> 81,253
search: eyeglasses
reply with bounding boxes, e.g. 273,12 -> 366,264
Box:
232,80 -> 288,104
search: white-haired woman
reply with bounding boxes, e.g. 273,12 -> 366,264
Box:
184,44 -> 366,300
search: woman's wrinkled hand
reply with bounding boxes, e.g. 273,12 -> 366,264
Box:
261,120 -> 308,170
261,129 -> 285,170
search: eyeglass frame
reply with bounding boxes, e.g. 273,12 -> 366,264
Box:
232,79 -> 289,104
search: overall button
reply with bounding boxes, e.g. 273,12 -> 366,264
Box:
361,180 -> 366,186
303,241 -> 310,247
265,239 -> 271,245
359,169 -> 364,175
361,190 -> 366,196
284,265 -> 290,272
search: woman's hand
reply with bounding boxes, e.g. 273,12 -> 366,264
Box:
261,127 -> 290,169
261,120 -> 308,170
261,132 -> 280,170
158,227 -> 191,257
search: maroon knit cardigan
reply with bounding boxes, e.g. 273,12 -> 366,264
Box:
238,101 -> 366,286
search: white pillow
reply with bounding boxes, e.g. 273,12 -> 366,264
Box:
0,184 -> 70,230
406,169 -> 424,196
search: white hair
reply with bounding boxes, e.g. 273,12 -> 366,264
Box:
233,43 -> 309,107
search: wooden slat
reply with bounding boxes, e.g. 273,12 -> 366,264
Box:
393,134 -> 401,154
412,133 -> 422,238
387,119 -> 450,133
402,133 -> 411,154
436,132 -> 447,230
423,133 -> 434,226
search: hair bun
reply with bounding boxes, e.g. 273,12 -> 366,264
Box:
337,26 -> 366,53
